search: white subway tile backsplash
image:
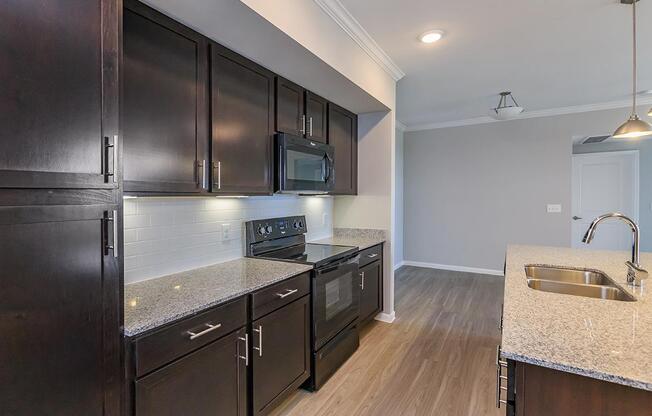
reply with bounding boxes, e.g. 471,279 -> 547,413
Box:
123,196 -> 333,284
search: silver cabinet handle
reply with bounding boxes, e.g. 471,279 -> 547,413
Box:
104,135 -> 118,183
187,323 -> 222,340
367,253 -> 379,259
360,271 -> 365,290
238,333 -> 249,366
309,117 -> 313,137
199,159 -> 208,190
275,288 -> 298,299
105,210 -> 119,258
495,345 -> 508,408
300,115 -> 306,135
253,325 -> 263,357
213,161 -> 222,190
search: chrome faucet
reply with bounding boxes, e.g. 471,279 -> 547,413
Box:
582,212 -> 648,286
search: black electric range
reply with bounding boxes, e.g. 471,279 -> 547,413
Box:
245,215 -> 361,391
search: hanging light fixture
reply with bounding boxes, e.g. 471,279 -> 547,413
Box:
613,0 -> 652,139
491,91 -> 524,120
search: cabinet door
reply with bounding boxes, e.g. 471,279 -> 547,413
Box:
275,77 -> 306,136
305,92 -> 328,143
328,103 -> 358,195
211,43 -> 274,195
359,260 -> 382,323
252,295 -> 311,416
0,205 -> 121,416
0,0 -> 119,189
135,328 -> 248,416
123,0 -> 209,194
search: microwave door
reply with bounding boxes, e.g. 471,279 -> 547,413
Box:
281,146 -> 332,192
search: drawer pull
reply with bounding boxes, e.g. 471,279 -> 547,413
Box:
367,253 -> 379,259
360,271 -> 365,290
276,288 -> 298,299
187,323 -> 222,340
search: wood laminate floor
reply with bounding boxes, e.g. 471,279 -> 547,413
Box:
270,266 -> 505,416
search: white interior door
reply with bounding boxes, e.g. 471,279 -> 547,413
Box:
571,151 -> 639,250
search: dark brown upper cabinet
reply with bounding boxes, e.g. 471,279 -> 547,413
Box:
275,77 -> 306,137
0,0 -> 119,190
211,43 -> 274,195
328,103 -> 358,195
275,77 -> 328,143
305,92 -> 328,143
123,0 -> 209,194
0,205 -> 122,415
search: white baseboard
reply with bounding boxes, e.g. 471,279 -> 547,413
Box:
375,311 -> 396,323
393,261 -> 405,271
402,260 -> 504,277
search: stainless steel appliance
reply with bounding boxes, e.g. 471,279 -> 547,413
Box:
275,133 -> 334,194
245,215 -> 360,390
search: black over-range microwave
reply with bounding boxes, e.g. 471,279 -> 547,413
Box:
275,133 -> 335,194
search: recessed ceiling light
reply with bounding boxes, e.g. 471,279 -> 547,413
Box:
419,30 -> 444,44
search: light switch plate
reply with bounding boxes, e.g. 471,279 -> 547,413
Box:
222,223 -> 231,240
547,204 -> 562,213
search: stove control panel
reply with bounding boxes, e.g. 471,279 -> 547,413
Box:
245,215 -> 307,243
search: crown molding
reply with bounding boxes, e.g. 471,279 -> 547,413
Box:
313,0 -> 405,82
404,96 -> 652,132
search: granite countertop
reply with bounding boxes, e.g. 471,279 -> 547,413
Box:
502,245 -> 652,391
311,228 -> 386,251
124,258 -> 313,337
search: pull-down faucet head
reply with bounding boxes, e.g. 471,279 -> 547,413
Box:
582,212 -> 647,286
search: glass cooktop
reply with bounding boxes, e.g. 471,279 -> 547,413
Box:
259,243 -> 357,267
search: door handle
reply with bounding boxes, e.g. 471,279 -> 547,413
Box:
300,115 -> 306,135
103,135 -> 118,183
253,325 -> 263,357
573,216 -> 583,221
238,333 -> 249,366
105,210 -> 119,258
309,117 -> 313,137
360,271 -> 365,290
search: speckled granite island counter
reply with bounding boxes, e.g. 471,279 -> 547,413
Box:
124,258 -> 313,337
311,228 -> 386,250
502,245 -> 652,391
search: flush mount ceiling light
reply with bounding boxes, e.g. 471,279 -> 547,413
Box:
419,30 -> 444,44
491,91 -> 524,120
613,0 -> 652,139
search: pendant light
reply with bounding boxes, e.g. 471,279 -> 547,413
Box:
491,91 -> 524,120
613,0 -> 652,139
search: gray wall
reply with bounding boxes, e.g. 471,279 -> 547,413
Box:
394,127 -> 404,267
404,106 -> 649,272
573,138 -> 652,251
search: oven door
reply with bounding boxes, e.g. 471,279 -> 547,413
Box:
277,133 -> 334,194
313,255 -> 360,350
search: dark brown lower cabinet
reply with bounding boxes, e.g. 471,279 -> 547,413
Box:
135,327 -> 248,416
359,260 -> 382,324
505,360 -> 652,416
252,295 -> 311,416
0,205 -> 121,416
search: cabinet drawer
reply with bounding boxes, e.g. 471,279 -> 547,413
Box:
251,272 -> 310,320
359,244 -> 382,268
134,297 -> 247,377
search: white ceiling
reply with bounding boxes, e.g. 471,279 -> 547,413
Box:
340,0 -> 652,128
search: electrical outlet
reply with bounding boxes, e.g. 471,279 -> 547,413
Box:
547,204 -> 562,214
222,223 -> 231,240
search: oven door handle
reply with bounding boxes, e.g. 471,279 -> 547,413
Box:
317,255 -> 360,275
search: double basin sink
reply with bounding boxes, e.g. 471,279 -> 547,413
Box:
525,265 -> 635,302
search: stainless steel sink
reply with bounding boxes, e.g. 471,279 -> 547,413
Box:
524,265 -> 612,285
524,265 -> 635,302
